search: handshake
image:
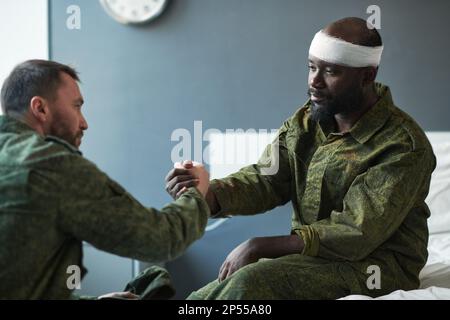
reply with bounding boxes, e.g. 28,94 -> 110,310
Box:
165,160 -> 210,199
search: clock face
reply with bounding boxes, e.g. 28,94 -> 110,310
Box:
99,0 -> 168,24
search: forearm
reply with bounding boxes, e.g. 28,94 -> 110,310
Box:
208,171 -> 291,218
218,234 -> 305,282
250,235 -> 305,259
60,186 -> 210,263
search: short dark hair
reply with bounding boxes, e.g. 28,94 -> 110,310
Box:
1,59 -> 79,116
359,28 -> 383,47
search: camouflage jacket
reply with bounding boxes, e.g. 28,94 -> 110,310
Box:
0,116 -> 210,299
210,83 -> 436,290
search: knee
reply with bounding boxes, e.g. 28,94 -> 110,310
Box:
189,261 -> 275,300
227,266 -> 256,287
215,262 -> 273,299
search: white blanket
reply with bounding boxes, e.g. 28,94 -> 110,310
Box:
340,287 -> 450,300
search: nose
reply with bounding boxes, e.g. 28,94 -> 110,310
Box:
80,114 -> 88,131
309,69 -> 325,89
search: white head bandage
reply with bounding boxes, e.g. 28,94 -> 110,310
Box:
309,30 -> 383,67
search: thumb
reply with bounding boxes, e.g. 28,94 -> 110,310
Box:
173,162 -> 182,169
183,160 -> 193,169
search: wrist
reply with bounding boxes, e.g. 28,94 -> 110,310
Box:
247,237 -> 263,259
205,189 -> 220,215
248,235 -> 304,259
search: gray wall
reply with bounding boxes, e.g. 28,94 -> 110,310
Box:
50,0 -> 450,298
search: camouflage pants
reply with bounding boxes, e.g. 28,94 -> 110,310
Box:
187,254 -> 394,300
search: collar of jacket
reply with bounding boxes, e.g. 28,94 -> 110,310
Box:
0,114 -> 35,134
309,82 -> 394,144
349,83 -> 394,144
0,115 -> 82,155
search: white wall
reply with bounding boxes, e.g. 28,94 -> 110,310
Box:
0,0 -> 49,114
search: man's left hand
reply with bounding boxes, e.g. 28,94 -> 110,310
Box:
218,238 -> 260,282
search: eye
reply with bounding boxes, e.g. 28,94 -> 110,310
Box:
308,65 -> 316,71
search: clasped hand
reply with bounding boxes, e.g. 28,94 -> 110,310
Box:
165,160 -> 210,198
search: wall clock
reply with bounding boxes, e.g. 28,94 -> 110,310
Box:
99,0 -> 168,25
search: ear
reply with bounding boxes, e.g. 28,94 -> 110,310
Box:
361,67 -> 378,86
29,96 -> 50,123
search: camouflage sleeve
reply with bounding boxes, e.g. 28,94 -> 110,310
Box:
209,121 -> 292,217
298,149 -> 435,261
34,155 -> 210,263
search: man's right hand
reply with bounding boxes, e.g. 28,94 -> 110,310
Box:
165,160 -> 209,199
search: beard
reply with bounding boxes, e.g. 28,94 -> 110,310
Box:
48,116 -> 82,148
307,84 -> 364,123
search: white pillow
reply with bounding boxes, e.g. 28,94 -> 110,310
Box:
425,132 -> 450,235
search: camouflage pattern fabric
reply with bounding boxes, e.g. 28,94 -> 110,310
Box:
0,116 -> 210,299
189,83 -> 436,300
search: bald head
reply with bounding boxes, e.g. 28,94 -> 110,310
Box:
323,17 -> 382,47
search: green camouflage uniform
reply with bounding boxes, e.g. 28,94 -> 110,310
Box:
0,116 -> 210,299
189,83 -> 436,300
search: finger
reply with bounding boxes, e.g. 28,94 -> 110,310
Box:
166,179 -> 196,197
176,186 -> 189,198
192,161 -> 204,168
218,269 -> 225,282
218,262 -> 225,278
165,168 -> 194,183
183,160 -> 193,168
224,265 -> 237,281
173,180 -> 199,197
166,175 -> 197,191
122,292 -> 139,299
218,262 -> 228,282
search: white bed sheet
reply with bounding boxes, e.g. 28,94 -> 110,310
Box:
340,286 -> 450,300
